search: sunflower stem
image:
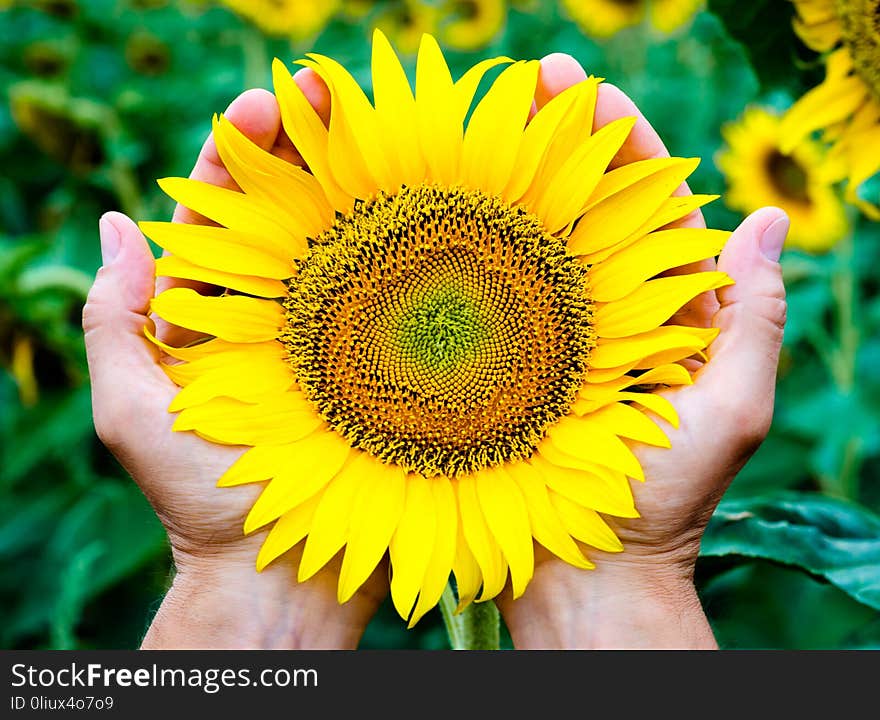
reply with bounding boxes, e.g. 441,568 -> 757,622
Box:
439,583 -> 500,650
241,25 -> 270,90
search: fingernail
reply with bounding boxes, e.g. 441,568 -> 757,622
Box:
99,214 -> 121,265
759,215 -> 789,263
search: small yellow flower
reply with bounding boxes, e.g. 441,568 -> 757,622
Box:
145,31 -> 730,626
439,0 -> 507,51
719,107 -> 849,253
375,0 -> 440,56
781,0 -> 880,218
219,0 -> 340,40
561,0 -> 703,38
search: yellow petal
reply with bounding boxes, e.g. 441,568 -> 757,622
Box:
390,473 -> 437,621
151,288 -> 284,343
339,459 -> 406,603
617,391 -> 679,427
780,72 -> 867,153
506,461 -> 594,569
408,477 -> 457,627
590,325 -> 718,368
167,347 -> 293,411
143,326 -> 238,362
549,490 -> 624,553
594,272 -> 733,339
213,114 -> 332,240
451,520 -> 483,612
584,156 -> 691,209
456,473 -> 507,602
218,443 -> 297,487
256,492 -> 322,572
524,79 -> 600,202
141,221 -> 294,279
585,362 -> 638,384
371,28 -> 425,187
173,392 -> 322,446
244,431 -> 352,534
502,79 -> 585,203
460,61 -> 540,196
589,228 -> 729,302
155,256 -> 287,299
156,177 -> 296,243
475,467 -> 534,599
415,34 -> 459,184
579,362 -> 693,399
453,55 -> 514,120
272,58 -> 352,212
297,454 -> 364,582
588,402 -> 671,448
568,158 -> 701,256
530,452 -> 638,518
531,116 -> 636,233
580,194 -> 718,265
546,414 -> 644,481
303,53 -> 389,195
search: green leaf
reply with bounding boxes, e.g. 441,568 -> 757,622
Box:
702,492 -> 880,611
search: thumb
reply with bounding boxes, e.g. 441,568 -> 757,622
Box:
700,207 -> 789,444
83,212 -> 171,445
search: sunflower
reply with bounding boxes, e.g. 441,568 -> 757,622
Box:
219,0 -> 340,40
781,0 -> 880,218
439,0 -> 507,51
144,30 -> 730,626
718,107 -> 848,253
560,0 -> 702,38
375,0 -> 439,56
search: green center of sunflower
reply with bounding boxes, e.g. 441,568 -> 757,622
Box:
836,0 -> 880,99
766,150 -> 810,203
281,185 -> 595,478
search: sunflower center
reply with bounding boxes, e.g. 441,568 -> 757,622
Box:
282,185 -> 595,477
766,150 -> 810,203
837,0 -> 880,99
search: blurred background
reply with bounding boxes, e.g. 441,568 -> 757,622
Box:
1,0 -> 878,650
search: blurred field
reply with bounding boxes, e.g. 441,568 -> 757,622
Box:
1,0 -> 879,649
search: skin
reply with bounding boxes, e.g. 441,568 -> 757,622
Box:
83,56 -> 787,650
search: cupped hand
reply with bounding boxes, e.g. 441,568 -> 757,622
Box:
496,55 -> 788,649
83,75 -> 386,649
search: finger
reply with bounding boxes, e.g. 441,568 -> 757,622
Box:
700,207 -> 788,445
155,87 -> 285,335
593,82 -> 719,326
171,88 -> 283,226
154,73 -> 330,346
84,213 -> 176,447
266,68 -> 331,165
533,53 -> 588,116
593,83 -> 700,222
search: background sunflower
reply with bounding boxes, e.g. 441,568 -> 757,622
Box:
1,0 -> 879,650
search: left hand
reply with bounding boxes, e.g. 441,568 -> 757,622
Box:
84,80 -> 387,650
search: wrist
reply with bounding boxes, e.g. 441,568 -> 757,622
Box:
498,553 -> 717,650
141,550 -> 381,650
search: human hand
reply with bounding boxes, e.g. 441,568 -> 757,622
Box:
83,78 -> 387,649
496,55 -> 788,649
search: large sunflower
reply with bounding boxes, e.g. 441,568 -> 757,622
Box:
560,0 -> 703,38
782,0 -> 880,218
718,106 -> 848,253
144,31 -> 730,626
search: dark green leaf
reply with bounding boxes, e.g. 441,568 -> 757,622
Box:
703,492 -> 880,611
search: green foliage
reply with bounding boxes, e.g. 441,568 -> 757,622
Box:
703,492 -> 880,611
0,0 -> 878,650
